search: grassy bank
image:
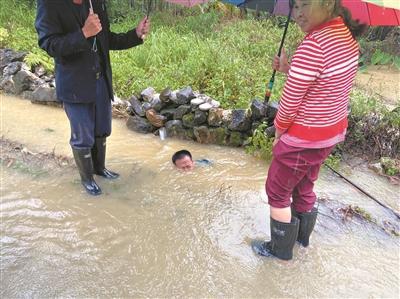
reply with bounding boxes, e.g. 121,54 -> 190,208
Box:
0,0 -> 303,108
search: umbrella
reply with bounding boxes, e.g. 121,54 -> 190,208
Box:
343,0 -> 400,25
221,0 -> 245,6
221,0 -> 276,12
274,0 -> 400,26
363,0 -> 400,10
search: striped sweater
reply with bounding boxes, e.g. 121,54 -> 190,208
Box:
274,17 -> 359,142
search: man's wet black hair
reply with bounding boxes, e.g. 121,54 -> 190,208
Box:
172,150 -> 192,165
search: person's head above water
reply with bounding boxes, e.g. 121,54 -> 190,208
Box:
172,150 -> 195,172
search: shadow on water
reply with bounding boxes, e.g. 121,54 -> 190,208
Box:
1,95 -> 399,298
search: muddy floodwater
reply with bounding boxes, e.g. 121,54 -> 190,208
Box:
1,95 -> 399,298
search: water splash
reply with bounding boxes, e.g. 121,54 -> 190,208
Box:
159,127 -> 167,141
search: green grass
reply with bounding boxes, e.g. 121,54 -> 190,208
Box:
0,0 -> 53,70
0,0 -> 303,108
109,11 -> 303,108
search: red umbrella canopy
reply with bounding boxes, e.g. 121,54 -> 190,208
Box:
343,0 -> 400,25
163,0 -> 209,7
273,0 -> 400,26
363,0 -> 400,10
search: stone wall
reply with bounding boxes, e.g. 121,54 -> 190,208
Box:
0,48 -> 60,107
0,48 -> 278,146
125,86 -> 278,146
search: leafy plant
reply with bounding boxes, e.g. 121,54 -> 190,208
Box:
380,157 -> 400,176
393,56 -> 400,70
24,50 -> 54,72
341,89 -> 400,159
371,49 -> 392,65
368,48 -> 400,70
245,122 -> 274,161
324,153 -> 341,170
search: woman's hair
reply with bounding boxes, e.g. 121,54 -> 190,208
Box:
332,0 -> 367,38
289,0 -> 367,38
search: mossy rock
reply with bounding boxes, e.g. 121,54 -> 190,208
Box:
182,113 -> 195,128
209,127 -> 228,145
185,128 -> 195,140
228,131 -> 244,147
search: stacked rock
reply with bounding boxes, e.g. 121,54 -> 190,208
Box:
126,86 -> 279,147
0,49 -> 59,106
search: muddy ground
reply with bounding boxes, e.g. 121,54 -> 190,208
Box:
0,137 -> 74,175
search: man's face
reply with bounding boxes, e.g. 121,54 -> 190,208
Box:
175,156 -> 195,172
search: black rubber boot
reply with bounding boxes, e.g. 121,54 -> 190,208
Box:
291,206 -> 318,247
92,137 -> 119,179
252,217 -> 299,261
72,148 -> 102,196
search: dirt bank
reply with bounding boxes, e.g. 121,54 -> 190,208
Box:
355,65 -> 400,109
0,137 -> 74,176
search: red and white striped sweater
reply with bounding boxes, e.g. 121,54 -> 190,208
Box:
274,17 -> 359,142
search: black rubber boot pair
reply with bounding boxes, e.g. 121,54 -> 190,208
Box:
72,137 -> 119,196
291,206 -> 318,247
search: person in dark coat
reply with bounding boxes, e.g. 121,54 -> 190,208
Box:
35,0 -> 150,196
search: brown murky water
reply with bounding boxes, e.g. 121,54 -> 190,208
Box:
1,95 -> 399,298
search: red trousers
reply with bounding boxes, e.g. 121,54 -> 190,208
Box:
266,140 -> 334,213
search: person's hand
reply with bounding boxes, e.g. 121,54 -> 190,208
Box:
82,9 -> 102,38
136,17 -> 150,39
272,48 -> 290,74
273,130 -> 282,147
273,137 -> 280,147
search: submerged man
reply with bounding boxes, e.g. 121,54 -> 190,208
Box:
172,150 -> 212,172
35,0 -> 150,196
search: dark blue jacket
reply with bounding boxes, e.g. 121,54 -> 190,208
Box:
35,0 -> 143,103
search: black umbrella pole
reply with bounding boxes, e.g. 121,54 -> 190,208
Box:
146,0 -> 153,17
264,8 -> 292,104
277,8 -> 292,57
140,0 -> 152,40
